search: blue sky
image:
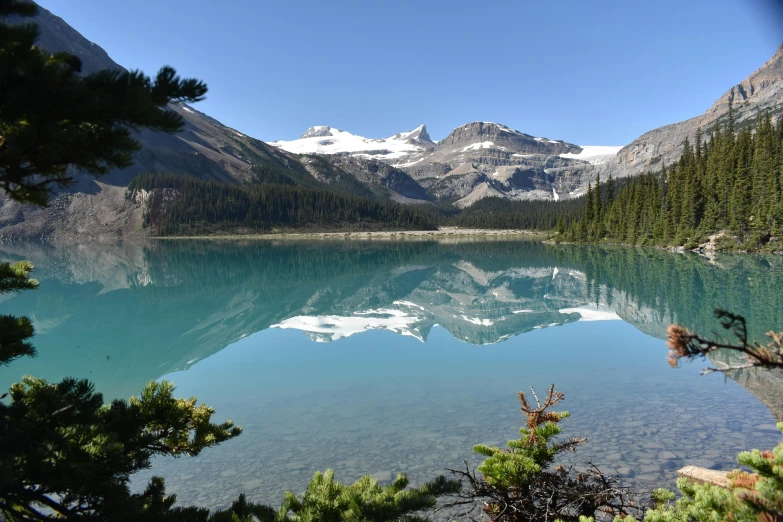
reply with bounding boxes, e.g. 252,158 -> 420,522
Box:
36,0 -> 783,145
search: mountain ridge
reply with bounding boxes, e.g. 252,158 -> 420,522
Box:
272,121 -> 623,205
608,42 -> 783,177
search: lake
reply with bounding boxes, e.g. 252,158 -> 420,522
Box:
1,239 -> 782,512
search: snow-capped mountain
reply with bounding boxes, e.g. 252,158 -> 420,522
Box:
270,125 -> 436,165
272,121 -> 623,204
272,122 -> 621,169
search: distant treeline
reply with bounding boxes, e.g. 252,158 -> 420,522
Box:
445,196 -> 585,230
128,172 -> 438,235
559,107 -> 783,250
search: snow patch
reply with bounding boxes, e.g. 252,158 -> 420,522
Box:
271,309 -> 423,342
395,158 -> 424,168
460,141 -> 495,152
461,315 -> 494,326
560,145 -> 623,165
393,300 -> 426,311
558,308 -> 621,321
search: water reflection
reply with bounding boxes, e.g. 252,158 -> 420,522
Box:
0,240 -> 781,416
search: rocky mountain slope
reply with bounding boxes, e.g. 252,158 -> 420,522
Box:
273,122 -> 623,205
22,3 -> 289,186
609,44 -> 783,177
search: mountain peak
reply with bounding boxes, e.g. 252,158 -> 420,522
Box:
437,121 -> 578,154
396,124 -> 433,145
300,126 -> 334,139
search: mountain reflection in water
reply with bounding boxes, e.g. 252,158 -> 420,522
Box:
3,239 -> 783,511
0,239 -> 781,419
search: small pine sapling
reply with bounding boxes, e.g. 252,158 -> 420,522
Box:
443,384 -> 638,522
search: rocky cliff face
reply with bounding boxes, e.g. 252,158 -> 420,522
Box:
408,122 -> 602,205
308,156 -> 433,203
609,44 -> 783,178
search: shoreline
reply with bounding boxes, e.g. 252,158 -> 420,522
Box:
151,228 -> 548,241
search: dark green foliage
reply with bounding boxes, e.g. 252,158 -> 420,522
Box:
559,110 -> 783,250
211,470 -> 460,522
128,172 -> 438,235
1,378 -> 241,521
0,261 -> 38,366
0,0 -> 207,205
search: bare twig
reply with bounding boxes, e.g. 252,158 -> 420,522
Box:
667,309 -> 783,374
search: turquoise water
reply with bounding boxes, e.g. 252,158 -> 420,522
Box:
1,240 -> 782,511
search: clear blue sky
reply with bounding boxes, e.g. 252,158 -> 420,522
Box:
36,0 -> 783,145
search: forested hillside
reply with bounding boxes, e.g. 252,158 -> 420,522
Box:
128,173 -> 438,235
559,106 -> 783,250
127,173 -> 587,236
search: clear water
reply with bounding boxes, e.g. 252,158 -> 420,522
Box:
1,240 -> 782,512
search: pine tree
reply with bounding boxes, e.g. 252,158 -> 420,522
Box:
583,182 -> 594,241
607,312 -> 783,522
0,5 -> 463,520
592,174 -> 603,239
606,174 -> 615,205
448,385 -> 636,521
264,471 -> 459,522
